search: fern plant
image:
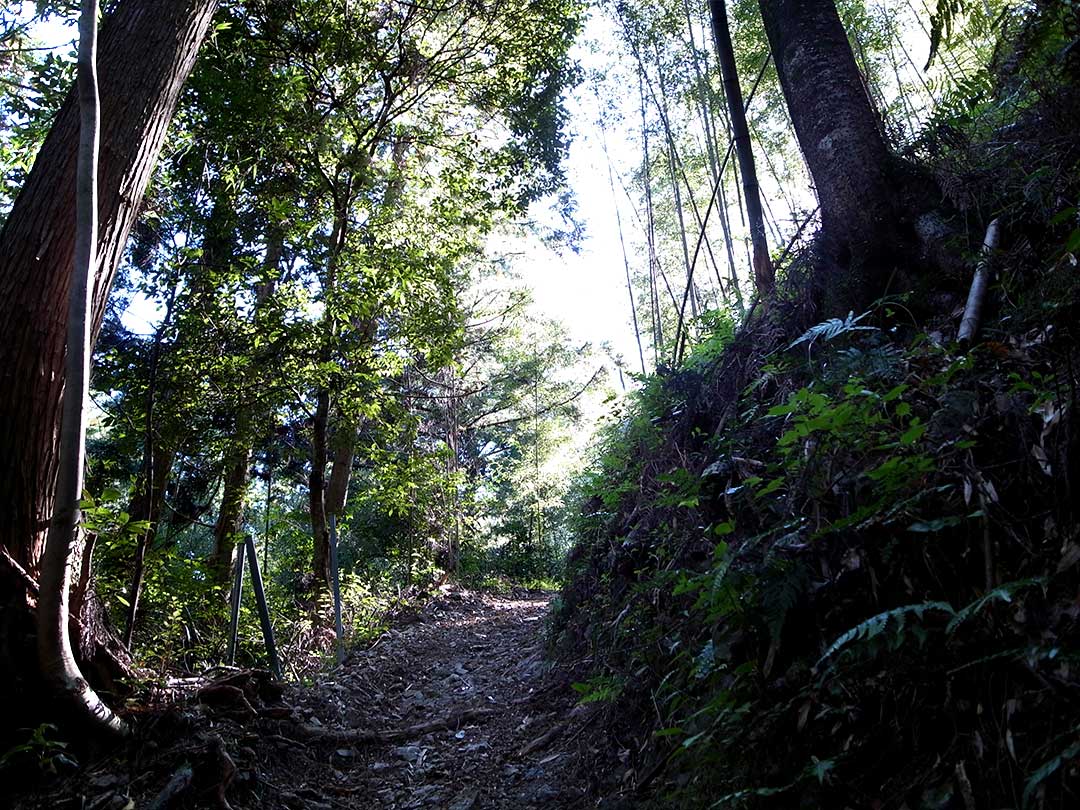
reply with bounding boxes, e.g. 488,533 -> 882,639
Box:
816,601 -> 955,672
786,310 -> 876,353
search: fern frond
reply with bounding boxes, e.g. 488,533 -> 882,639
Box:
788,310 -> 877,352
946,578 -> 1044,635
817,601 -> 955,669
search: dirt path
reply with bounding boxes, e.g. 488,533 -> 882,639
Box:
259,591 -> 598,809
10,590 -> 610,810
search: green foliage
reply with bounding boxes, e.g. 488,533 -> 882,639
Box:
555,209 -> 1080,807
62,0 -> 594,679
786,310 -> 876,352
816,601 -> 954,670
0,724 -> 73,777
572,675 -> 623,705
1023,732 -> 1080,809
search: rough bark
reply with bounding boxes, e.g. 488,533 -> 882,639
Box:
0,0 -> 216,736
758,0 -> 911,308
36,0 -> 125,737
0,0 -> 219,571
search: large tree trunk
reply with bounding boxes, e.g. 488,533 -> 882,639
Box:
758,0 -> 911,308
36,0 -> 127,736
0,0 -> 218,572
0,0 -> 217,735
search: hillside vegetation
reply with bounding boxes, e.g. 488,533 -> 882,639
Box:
554,5 -> 1080,806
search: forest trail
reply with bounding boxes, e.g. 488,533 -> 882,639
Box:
260,591 -> 597,809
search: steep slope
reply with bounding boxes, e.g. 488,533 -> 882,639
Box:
552,23 -> 1080,809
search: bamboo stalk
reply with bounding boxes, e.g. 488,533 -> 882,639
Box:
958,218 -> 1002,344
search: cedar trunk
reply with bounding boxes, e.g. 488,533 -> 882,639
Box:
0,0 -> 218,571
0,0 -> 217,730
758,0 -> 901,305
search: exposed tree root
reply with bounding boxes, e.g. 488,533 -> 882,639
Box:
145,763 -> 193,810
281,706 -> 500,746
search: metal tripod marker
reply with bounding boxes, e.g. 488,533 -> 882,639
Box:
329,513 -> 344,664
226,534 -> 283,680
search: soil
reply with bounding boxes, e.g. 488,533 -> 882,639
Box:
9,590 -> 616,810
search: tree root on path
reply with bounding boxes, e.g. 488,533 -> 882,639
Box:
279,706 -> 499,746
204,734 -> 236,810
518,721 -> 566,757
145,763 -> 193,810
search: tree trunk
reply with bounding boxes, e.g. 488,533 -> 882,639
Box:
210,441 -> 252,588
122,440 -> 175,647
596,93 -> 646,375
36,0 -> 128,737
206,221 -> 283,591
124,275 -> 180,649
758,0 -> 903,307
325,424 -> 357,518
310,390 -> 331,585
0,0 -> 215,737
654,56 -> 699,321
0,0 -> 218,572
709,0 -> 773,295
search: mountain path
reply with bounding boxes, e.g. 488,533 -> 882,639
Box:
263,591 -> 600,809
9,591 -> 613,810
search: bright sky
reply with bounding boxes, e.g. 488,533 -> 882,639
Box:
520,14 -> 643,372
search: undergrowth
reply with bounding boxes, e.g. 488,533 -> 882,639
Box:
554,12 -> 1080,807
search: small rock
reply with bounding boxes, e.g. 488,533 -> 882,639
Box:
87,772 -> 123,790
448,786 -> 480,810
392,745 -> 421,762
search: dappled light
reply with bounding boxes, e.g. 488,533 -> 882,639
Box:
1,0 -> 1079,808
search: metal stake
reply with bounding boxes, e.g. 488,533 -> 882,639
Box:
226,538 -> 246,664
244,533 -> 282,679
329,513 -> 344,664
